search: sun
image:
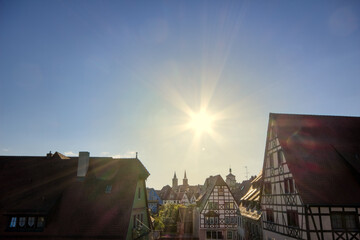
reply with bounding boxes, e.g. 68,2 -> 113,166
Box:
188,109 -> 214,135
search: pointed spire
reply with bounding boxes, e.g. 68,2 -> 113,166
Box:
174,171 -> 177,179
184,170 -> 187,179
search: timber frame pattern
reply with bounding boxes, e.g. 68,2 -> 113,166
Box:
261,116 -> 360,240
261,125 -> 307,239
199,179 -> 238,239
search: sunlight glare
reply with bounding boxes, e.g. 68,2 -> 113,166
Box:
188,109 -> 214,135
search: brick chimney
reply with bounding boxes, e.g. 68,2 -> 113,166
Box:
77,151 -> 90,177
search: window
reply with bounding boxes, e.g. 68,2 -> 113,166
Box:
264,182 -> 272,195
138,187 -> 141,199
19,217 -> 26,227
266,209 -> 274,222
28,217 -> 35,227
231,216 -> 237,224
206,231 -> 223,239
205,216 -> 219,225
269,153 -> 274,168
345,214 -> 357,229
208,202 -> 218,210
227,231 -> 233,239
37,217 -> 45,228
105,185 -> 112,193
218,188 -> 224,196
277,150 -> 283,167
9,217 -> 16,228
287,210 -> 299,227
284,178 -> 294,194
225,217 -> 230,224
225,202 -> 234,209
8,216 -> 45,231
133,214 -> 143,228
331,212 -> 359,230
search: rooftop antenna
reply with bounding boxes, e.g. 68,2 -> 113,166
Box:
245,166 -> 249,179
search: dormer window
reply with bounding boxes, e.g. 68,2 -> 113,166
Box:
7,216 -> 45,231
105,185 -> 112,193
9,217 -> 16,228
28,217 -> 35,227
19,217 -> 26,227
37,217 -> 45,228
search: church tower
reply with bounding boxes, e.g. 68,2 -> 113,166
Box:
226,167 -> 236,190
172,172 -> 178,188
183,170 -> 189,186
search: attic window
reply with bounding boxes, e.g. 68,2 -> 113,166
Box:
105,185 -> 112,193
218,188 -> 224,196
284,178 -> 294,194
277,150 -> 283,166
269,153 -> 274,168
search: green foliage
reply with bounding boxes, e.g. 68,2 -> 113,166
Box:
156,203 -> 183,232
152,215 -> 165,231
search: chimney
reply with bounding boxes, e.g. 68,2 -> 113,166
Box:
77,151 -> 90,177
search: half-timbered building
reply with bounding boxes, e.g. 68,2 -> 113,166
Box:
197,175 -> 239,240
261,113 -> 360,240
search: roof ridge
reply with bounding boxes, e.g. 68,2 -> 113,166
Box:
270,112 -> 360,119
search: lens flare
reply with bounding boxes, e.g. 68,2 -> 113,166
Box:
188,109 -> 214,135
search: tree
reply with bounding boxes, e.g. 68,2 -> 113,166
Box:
157,203 -> 182,233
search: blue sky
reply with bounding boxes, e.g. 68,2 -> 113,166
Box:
1,0 -> 359,189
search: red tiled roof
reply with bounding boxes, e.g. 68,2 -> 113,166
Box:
272,113 -> 360,205
0,153 -> 149,239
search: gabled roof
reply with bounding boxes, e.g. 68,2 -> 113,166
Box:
271,113 -> 360,205
0,152 -> 149,239
231,179 -> 253,204
197,175 -> 227,211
